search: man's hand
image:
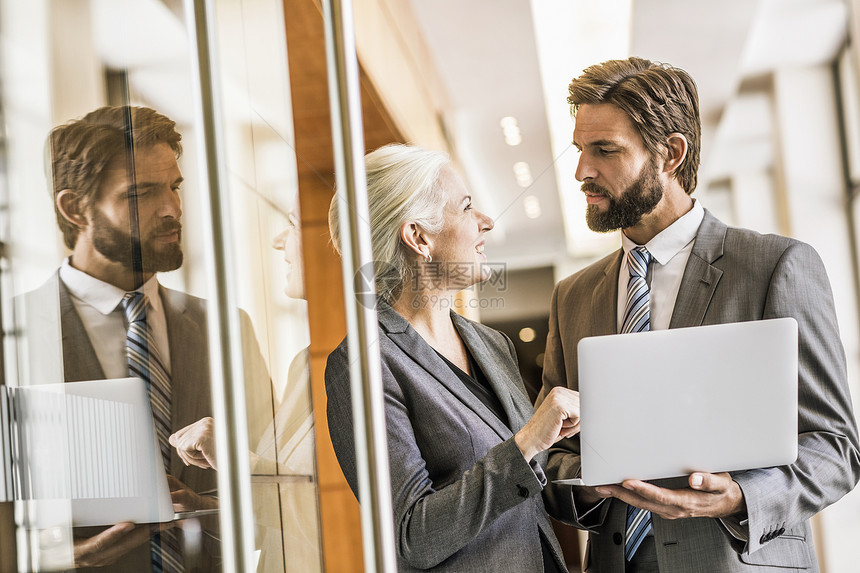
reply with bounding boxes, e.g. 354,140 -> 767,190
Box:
168,475 -> 219,513
169,417 -> 217,470
168,475 -> 219,535
515,387 -> 581,462
572,485 -> 606,506
595,472 -> 746,519
73,522 -> 160,568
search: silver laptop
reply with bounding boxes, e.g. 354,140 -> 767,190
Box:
555,318 -> 798,486
10,377 -> 216,527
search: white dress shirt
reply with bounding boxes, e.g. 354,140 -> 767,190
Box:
59,258 -> 171,379
617,199 -> 704,331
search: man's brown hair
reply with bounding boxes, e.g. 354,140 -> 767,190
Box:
568,57 -> 701,195
49,106 -> 182,248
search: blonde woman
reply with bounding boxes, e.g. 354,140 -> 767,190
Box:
326,144 -> 580,573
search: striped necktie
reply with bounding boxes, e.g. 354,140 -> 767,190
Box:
620,246 -> 653,561
121,292 -> 184,573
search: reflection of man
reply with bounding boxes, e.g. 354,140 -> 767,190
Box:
18,105 -> 250,571
538,57 -> 860,572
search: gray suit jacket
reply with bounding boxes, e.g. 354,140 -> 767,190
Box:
18,273 -> 219,572
325,302 -> 568,572
539,210 -> 860,572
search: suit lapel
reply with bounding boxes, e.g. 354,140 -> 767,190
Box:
58,277 -> 106,382
162,286 -> 189,384
161,287 -> 207,476
592,251 -> 623,336
669,209 -> 726,329
452,314 -> 530,433
162,290 -> 204,408
379,304 -> 513,440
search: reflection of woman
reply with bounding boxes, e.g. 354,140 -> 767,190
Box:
251,210 -> 320,572
325,144 -> 580,572
272,210 -> 305,300
252,209 -> 315,475
169,206 -> 322,571
171,209 -> 314,475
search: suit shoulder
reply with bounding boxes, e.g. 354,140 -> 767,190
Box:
555,249 -> 620,299
160,286 -> 206,311
725,225 -> 794,248
325,336 -> 351,382
327,336 -> 349,362
18,272 -> 60,301
724,226 -> 814,261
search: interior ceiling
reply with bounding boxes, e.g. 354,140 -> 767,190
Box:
407,0 -> 849,269
407,0 -> 565,268
103,0 -> 849,271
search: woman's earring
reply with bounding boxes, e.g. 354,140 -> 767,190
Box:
424,254 -> 432,263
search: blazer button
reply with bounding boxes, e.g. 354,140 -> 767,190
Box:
776,527 -> 785,537
759,534 -> 769,544
517,485 -> 529,498
613,532 -> 623,545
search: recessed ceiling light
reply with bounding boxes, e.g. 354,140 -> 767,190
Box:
500,116 -> 522,146
513,161 -> 533,188
524,195 -> 541,219
519,327 -> 537,343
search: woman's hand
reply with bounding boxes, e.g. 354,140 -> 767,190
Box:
514,387 -> 580,462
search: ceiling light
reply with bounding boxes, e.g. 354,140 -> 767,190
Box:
519,327 -> 537,343
500,116 -> 522,146
523,195 -> 541,219
513,161 -> 533,188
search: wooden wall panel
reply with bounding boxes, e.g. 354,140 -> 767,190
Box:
0,503 -> 14,573
283,0 -> 403,571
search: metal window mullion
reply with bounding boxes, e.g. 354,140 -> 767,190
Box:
183,1 -> 255,571
321,1 -> 397,572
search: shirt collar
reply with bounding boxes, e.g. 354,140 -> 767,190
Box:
59,257 -> 162,315
621,199 -> 704,265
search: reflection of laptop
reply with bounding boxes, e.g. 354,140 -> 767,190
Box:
555,318 -> 798,487
11,378 -> 216,527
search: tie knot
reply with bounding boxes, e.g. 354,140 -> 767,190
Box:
121,291 -> 147,323
627,246 -> 651,279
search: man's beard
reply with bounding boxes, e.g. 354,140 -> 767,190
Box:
91,209 -> 183,273
584,158 -> 664,233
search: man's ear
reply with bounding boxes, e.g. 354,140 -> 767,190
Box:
663,133 -> 688,176
400,221 -> 431,261
56,189 -> 88,228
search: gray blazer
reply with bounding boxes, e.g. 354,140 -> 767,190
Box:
325,302 -> 568,572
539,210 -> 860,572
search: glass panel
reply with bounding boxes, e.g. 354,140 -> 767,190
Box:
210,0 -> 323,570
0,1 -> 321,571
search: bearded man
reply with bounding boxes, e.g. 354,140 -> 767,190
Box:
18,106 -> 264,572
536,57 -> 860,573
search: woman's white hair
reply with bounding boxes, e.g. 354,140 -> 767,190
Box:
329,144 -> 449,304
